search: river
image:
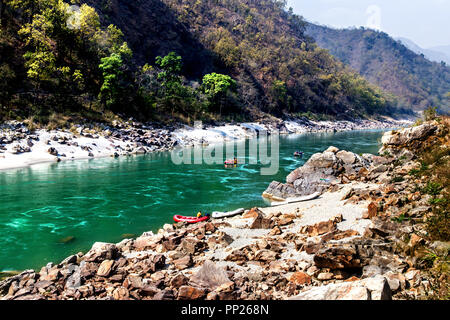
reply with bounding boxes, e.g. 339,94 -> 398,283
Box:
0,129 -> 386,271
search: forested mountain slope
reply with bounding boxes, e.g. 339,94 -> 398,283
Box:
0,0 -> 413,124
306,24 -> 450,114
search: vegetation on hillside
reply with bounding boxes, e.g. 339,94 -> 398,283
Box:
306,24 -> 450,115
402,115 -> 449,299
0,0 -> 416,125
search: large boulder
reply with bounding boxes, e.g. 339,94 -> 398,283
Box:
289,276 -> 392,300
83,242 -> 118,262
263,147 -> 369,199
262,181 -> 296,200
336,150 -> 357,165
381,123 -> 437,146
313,244 -> 363,269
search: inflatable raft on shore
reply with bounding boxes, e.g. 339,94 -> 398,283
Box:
270,191 -> 321,207
211,208 -> 245,219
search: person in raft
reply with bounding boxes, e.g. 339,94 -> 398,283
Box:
196,211 -> 210,218
234,157 -> 237,164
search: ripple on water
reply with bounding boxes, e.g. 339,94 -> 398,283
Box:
38,223 -> 62,233
236,166 -> 259,174
219,176 -> 247,184
4,218 -> 30,229
72,220 -> 88,228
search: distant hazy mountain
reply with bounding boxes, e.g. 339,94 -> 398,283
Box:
396,37 -> 450,65
305,24 -> 450,114
429,45 -> 450,61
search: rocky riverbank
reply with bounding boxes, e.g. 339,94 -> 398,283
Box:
2,119 -> 446,301
0,117 -> 411,171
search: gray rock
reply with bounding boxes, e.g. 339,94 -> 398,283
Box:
336,150 -> 357,165
381,123 -> 437,146
289,276 -> 392,300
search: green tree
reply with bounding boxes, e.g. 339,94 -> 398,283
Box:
155,51 -> 183,85
201,72 -> 236,114
98,52 -> 123,107
270,80 -> 288,110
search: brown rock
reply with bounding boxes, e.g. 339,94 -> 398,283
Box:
278,215 -> 294,226
112,287 -> 130,300
215,281 -> 235,293
289,272 -> 311,285
359,167 -> 369,177
162,235 -> 183,251
204,222 -> 216,233
345,276 -> 360,282
299,214 -> 342,236
153,289 -> 175,300
181,237 -> 203,255
173,254 -> 193,270
110,274 -> 125,282
250,212 -> 273,229
269,226 -> 282,236
125,274 -> 143,289
384,185 -> 396,194
177,286 -> 206,300
78,284 -> 95,298
7,281 -> 19,296
254,249 -> 278,262
242,207 -> 262,219
40,268 -> 60,282
83,242 -> 118,262
304,242 -> 322,254
140,284 -> 159,297
314,245 -> 362,269
365,202 -> 378,219
79,261 -> 98,279
341,188 -> 355,200
149,254 -> 166,272
409,234 -> 425,248
170,273 -> 189,288
97,260 -> 114,277
134,236 -> 159,251
321,230 -> 360,242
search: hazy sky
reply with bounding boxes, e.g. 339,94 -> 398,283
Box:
286,0 -> 450,48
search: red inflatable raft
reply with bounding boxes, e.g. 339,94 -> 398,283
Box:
173,215 -> 210,223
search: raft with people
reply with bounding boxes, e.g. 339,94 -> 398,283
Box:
294,151 -> 304,158
224,157 -> 238,165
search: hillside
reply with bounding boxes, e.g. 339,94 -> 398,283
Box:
396,37 -> 450,66
305,24 -> 450,115
1,0 -> 412,125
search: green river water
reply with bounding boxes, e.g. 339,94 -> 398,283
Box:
0,130 -> 387,272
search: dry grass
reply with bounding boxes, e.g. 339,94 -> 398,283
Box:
189,260 -> 231,290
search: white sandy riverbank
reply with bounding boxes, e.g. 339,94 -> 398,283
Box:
0,118 -> 412,172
